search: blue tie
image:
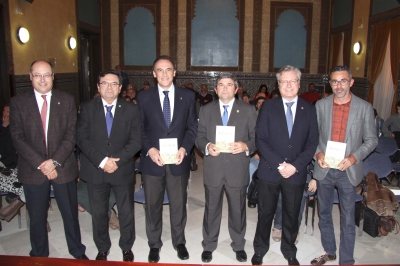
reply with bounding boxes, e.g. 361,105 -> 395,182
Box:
105,105 -> 113,137
222,105 -> 229,126
286,102 -> 294,137
163,91 -> 171,128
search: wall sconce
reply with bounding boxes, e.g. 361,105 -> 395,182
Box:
17,27 -> 30,43
353,42 -> 361,54
68,37 -> 77,50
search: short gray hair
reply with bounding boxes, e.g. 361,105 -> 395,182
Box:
330,65 -> 352,80
276,65 -> 301,82
216,73 -> 238,88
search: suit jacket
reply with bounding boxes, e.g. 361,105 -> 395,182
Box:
196,100 -> 257,187
137,85 -> 197,177
77,97 -> 142,185
313,94 -> 378,186
256,96 -> 319,185
10,89 -> 78,185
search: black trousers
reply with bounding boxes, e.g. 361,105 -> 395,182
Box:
142,165 -> 189,249
23,178 -> 86,258
87,181 -> 135,252
253,178 -> 305,258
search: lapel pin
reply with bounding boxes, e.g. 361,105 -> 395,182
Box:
119,105 -> 121,107
237,110 -> 239,113
180,97 -> 182,100
301,107 -> 304,110
58,102 -> 60,104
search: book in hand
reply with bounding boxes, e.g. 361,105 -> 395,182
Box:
324,140 -> 347,169
215,126 -> 235,153
159,138 -> 178,164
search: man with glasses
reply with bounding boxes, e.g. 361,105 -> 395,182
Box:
311,65 -> 377,265
10,60 -> 88,259
252,65 -> 318,265
77,70 -> 142,261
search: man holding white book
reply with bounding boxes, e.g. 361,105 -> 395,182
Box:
196,73 -> 257,263
311,65 -> 378,265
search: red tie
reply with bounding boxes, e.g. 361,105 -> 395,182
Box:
41,95 -> 48,145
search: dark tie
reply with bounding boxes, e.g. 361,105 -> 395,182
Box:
222,105 -> 229,126
105,105 -> 114,137
286,102 -> 294,137
163,91 -> 171,128
41,95 -> 48,145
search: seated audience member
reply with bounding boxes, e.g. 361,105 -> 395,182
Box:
127,85 -> 136,100
120,90 -> 127,98
124,95 -> 132,102
196,84 -> 213,106
254,84 -> 270,100
242,93 -> 250,104
374,109 -> 384,138
93,91 -> 101,98
236,82 -> 246,100
255,97 -> 266,115
300,83 -> 321,104
250,92 -> 266,105
382,101 -> 400,142
0,104 -> 24,222
270,89 -> 280,99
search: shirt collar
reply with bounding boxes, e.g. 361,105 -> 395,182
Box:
158,84 -> 175,94
101,98 -> 118,107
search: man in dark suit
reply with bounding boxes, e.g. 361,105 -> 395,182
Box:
77,70 -> 141,262
251,65 -> 319,265
137,55 -> 197,263
10,60 -> 87,259
196,73 -> 257,263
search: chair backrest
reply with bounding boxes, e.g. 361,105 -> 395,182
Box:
375,137 -> 397,156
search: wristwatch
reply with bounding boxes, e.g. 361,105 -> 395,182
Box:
52,160 -> 61,167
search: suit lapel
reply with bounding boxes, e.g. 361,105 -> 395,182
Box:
96,98 -> 109,139
47,91 -> 60,142
26,90 -> 45,140
345,95 -> 358,142
152,88 -> 167,129
171,86 -> 182,129
110,99 -> 124,138
228,100 -> 240,127
276,98 -> 289,139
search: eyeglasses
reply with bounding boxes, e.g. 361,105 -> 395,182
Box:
99,81 -> 120,88
330,79 -> 350,86
31,73 -> 53,79
278,79 -> 299,85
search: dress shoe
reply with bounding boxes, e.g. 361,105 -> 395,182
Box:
0,199 -> 24,222
109,208 -> 120,230
122,249 -> 134,262
311,252 -> 336,265
272,228 -> 282,242
235,250 -> 247,262
251,254 -> 263,265
248,201 -> 257,208
175,243 -> 189,260
148,248 -> 160,263
95,250 -> 109,260
76,254 -> 89,260
201,251 -> 213,263
286,257 -> 300,265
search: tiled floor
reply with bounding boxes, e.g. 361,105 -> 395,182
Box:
1,153 -> 400,264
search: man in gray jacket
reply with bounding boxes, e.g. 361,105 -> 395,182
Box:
311,65 -> 378,265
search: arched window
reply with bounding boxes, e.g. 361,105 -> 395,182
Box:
124,7 -> 156,66
273,10 -> 306,69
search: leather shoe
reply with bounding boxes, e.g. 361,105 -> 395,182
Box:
235,250 -> 247,262
148,248 -> 160,263
76,254 -> 89,260
201,251 -> 213,263
176,244 -> 189,260
251,254 -> 263,265
122,250 -> 134,262
248,201 -> 257,208
95,251 -> 109,260
286,257 -> 300,265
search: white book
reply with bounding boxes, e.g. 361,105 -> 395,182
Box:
159,138 -> 178,164
215,126 -> 235,153
325,141 -> 347,169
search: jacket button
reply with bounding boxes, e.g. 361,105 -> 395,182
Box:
285,157 -> 288,160
108,142 -> 111,145
288,145 -> 292,148
167,133 -> 170,136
